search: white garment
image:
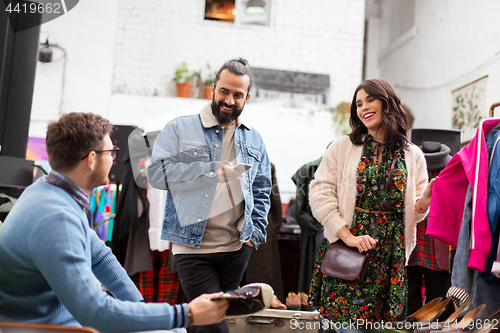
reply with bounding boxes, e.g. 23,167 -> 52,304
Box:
147,184 -> 170,252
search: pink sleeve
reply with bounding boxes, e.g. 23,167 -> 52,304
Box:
427,153 -> 467,248
468,120 -> 497,271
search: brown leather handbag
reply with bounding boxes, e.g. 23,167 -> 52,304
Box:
320,157 -> 397,283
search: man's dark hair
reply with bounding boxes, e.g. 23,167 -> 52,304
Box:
213,58 -> 252,95
46,112 -> 113,172
349,79 -> 409,151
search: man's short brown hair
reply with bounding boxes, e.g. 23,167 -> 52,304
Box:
46,112 -> 113,172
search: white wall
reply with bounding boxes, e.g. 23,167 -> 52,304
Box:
111,0 -> 365,105
29,0 -> 366,201
30,0 -> 119,136
365,0 -> 500,130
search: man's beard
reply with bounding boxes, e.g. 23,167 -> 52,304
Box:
87,160 -> 109,190
211,99 -> 244,125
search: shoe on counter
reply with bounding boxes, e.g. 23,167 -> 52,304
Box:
298,292 -> 316,311
467,307 -> 500,333
270,295 -> 287,310
413,299 -> 457,326
286,292 -> 301,311
437,304 -> 488,332
415,302 -> 472,333
403,297 -> 443,323
219,283 -> 274,318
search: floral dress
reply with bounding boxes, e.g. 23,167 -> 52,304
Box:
309,135 -> 408,324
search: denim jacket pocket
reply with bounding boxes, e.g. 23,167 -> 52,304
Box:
243,145 -> 261,183
245,146 -> 261,162
179,142 -> 210,163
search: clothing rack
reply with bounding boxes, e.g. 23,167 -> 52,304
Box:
489,102 -> 500,118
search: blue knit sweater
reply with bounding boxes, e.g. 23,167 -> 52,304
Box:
0,179 -> 189,332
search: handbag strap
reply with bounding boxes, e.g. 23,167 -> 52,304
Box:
370,155 -> 397,239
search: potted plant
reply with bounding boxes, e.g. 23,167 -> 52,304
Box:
173,62 -> 193,98
192,70 -> 203,99
329,101 -> 351,136
203,63 -> 216,100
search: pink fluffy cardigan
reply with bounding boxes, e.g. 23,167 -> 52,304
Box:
309,135 -> 429,264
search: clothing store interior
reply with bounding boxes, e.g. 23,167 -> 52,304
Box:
2,0 -> 500,332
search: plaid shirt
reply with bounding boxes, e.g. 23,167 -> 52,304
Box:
43,170 -> 90,210
139,250 -> 180,304
408,169 -> 442,270
408,216 -> 440,270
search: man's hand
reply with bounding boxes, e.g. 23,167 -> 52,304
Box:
217,162 -> 243,183
188,292 -> 229,326
244,240 -> 255,248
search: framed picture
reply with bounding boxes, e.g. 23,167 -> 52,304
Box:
203,0 -> 272,26
452,75 -> 488,143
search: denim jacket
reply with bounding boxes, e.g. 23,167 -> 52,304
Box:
147,104 -> 272,249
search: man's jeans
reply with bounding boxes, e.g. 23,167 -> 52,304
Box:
174,244 -> 253,333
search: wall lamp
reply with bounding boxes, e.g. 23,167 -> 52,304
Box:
245,0 -> 266,15
38,38 -> 67,116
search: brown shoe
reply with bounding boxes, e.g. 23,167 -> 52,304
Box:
270,295 -> 287,310
298,292 -> 316,311
286,292 -> 301,310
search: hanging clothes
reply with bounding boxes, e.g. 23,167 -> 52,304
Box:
112,152 -> 153,275
96,189 -> 107,240
139,250 -> 180,304
87,184 -> 119,242
427,117 -> 500,272
291,157 -> 324,294
112,154 -> 141,244
107,187 -> 117,242
491,241 -> 500,277
447,184 -> 500,313
138,159 -> 180,304
245,163 -> 285,302
123,185 -> 152,276
147,184 -> 170,252
486,129 -> 500,274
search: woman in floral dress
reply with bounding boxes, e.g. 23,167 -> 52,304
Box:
309,79 -> 435,332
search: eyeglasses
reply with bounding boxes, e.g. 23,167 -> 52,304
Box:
81,145 -> 120,161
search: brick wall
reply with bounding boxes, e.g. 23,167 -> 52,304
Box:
112,0 -> 365,106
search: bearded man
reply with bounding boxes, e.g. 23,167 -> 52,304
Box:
148,58 -> 272,333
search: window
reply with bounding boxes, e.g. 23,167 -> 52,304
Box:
204,0 -> 236,23
379,0 -> 417,60
389,0 -> 415,41
204,0 -> 271,26
251,67 -> 330,105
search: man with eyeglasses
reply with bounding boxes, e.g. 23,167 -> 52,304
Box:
0,112 -> 229,332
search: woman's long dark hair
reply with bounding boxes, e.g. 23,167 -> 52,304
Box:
349,79 -> 409,151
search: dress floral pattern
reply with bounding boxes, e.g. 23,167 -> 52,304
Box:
309,135 -> 408,324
